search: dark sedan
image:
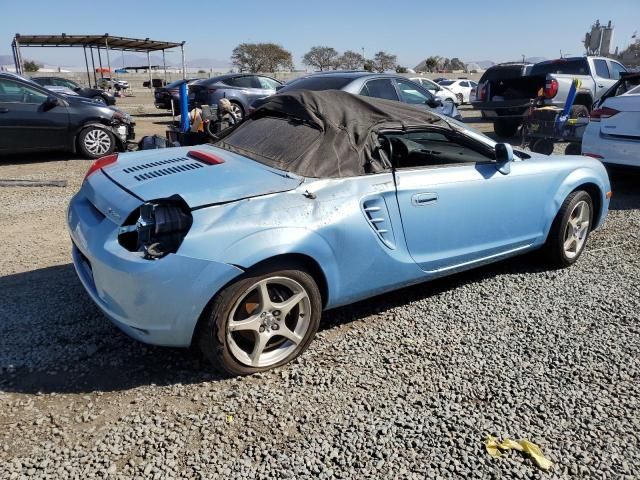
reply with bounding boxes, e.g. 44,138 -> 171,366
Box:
0,73 -> 134,159
31,77 -> 116,105
154,78 -> 198,112
189,74 -> 282,120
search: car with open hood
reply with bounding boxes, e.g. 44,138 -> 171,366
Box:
67,90 -> 611,375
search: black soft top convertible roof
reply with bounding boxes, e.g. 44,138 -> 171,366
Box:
217,90 -> 448,178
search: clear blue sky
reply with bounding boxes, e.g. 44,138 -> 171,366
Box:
2,0 -> 638,69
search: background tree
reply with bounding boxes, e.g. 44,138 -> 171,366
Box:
373,51 -> 397,72
450,57 -> 466,71
231,43 -> 293,73
303,46 -> 339,71
363,59 -> 376,72
23,60 -> 40,72
395,65 -> 408,74
338,50 -> 365,70
424,56 -> 439,73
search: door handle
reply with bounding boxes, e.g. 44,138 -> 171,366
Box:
0,108 -> 8,113
411,192 -> 438,206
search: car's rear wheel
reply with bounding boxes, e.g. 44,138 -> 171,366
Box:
455,93 -> 463,105
199,263 -> 322,375
530,138 -> 555,155
545,190 -> 593,268
78,127 -> 115,159
230,101 -> 244,120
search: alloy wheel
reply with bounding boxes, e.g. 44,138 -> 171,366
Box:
563,200 -> 591,259
230,103 -> 244,120
227,277 -> 311,368
84,129 -> 112,156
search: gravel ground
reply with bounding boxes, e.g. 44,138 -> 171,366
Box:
0,103 -> 639,479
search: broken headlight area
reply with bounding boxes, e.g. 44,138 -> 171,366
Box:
118,197 -> 192,259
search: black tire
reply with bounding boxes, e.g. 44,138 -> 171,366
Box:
530,138 -> 555,155
456,93 -> 464,105
570,104 -> 590,119
198,262 -> 322,376
544,190 -> 593,268
92,95 -> 107,105
565,143 -> 582,155
77,127 -> 116,159
229,101 -> 244,121
494,119 -> 520,138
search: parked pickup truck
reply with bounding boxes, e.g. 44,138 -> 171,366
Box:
472,56 -> 628,137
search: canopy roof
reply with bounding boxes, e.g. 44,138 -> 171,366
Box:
13,34 -> 182,52
217,90 -> 448,178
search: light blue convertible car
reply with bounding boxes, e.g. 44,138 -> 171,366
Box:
68,90 -> 611,375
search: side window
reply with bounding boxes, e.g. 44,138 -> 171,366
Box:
385,130 -> 492,169
0,78 -> 48,104
257,76 -> 280,90
225,76 -> 255,88
359,84 -> 370,96
609,61 -> 627,80
460,81 -> 469,88
361,79 -> 399,101
594,59 -> 610,79
395,79 -> 432,105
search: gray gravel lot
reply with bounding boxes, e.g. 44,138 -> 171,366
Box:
0,104 -> 639,479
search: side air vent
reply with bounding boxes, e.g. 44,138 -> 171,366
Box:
361,196 -> 396,249
121,157 -> 205,182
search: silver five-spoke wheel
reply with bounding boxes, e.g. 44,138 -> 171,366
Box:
563,200 -> 591,259
227,277 -> 311,368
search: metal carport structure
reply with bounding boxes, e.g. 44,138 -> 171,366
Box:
11,33 -> 186,88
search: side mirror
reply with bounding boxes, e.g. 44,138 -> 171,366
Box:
275,85 -> 284,92
427,98 -> 442,108
495,143 -> 514,174
43,96 -> 61,111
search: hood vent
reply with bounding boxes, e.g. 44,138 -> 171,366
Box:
120,156 -> 204,182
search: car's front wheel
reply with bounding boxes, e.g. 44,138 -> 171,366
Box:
78,127 -> 115,159
199,263 -> 322,375
545,190 -> 593,267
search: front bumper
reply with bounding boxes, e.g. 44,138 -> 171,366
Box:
67,174 -> 242,347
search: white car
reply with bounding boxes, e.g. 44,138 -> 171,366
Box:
437,79 -> 477,104
410,77 -> 459,105
582,84 -> 640,167
97,77 -> 129,90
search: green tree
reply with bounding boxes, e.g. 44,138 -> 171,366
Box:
231,43 -> 293,73
302,46 -> 340,71
395,65 -> 408,74
424,56 -> 439,73
373,51 -> 397,73
23,60 -> 40,72
338,50 -> 365,70
450,57 -> 466,71
363,59 -> 376,72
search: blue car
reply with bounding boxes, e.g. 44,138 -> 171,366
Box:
67,90 -> 611,375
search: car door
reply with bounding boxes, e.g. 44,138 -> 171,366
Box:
592,59 -> 616,100
389,129 -> 548,273
0,77 -> 70,153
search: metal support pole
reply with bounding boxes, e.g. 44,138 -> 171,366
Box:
14,36 -> 24,75
147,51 -> 153,88
181,42 -> 186,80
90,47 -> 97,87
83,46 -> 91,85
162,49 -> 167,84
104,37 -> 112,77
11,41 -> 19,74
97,47 -> 104,79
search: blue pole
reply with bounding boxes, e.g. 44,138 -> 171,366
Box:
179,81 -> 190,133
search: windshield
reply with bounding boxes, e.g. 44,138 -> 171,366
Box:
279,76 -> 352,93
439,80 -> 454,86
530,59 -> 589,76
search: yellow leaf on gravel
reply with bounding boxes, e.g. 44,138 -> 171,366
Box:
485,436 -> 553,471
226,415 -> 234,424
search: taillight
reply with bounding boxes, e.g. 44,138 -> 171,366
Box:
168,88 -> 178,94
84,153 -> 118,181
478,85 -> 487,101
583,153 -> 604,159
543,78 -> 558,99
206,88 -> 217,94
590,107 -> 619,121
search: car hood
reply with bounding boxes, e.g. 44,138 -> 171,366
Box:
102,144 -> 303,208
